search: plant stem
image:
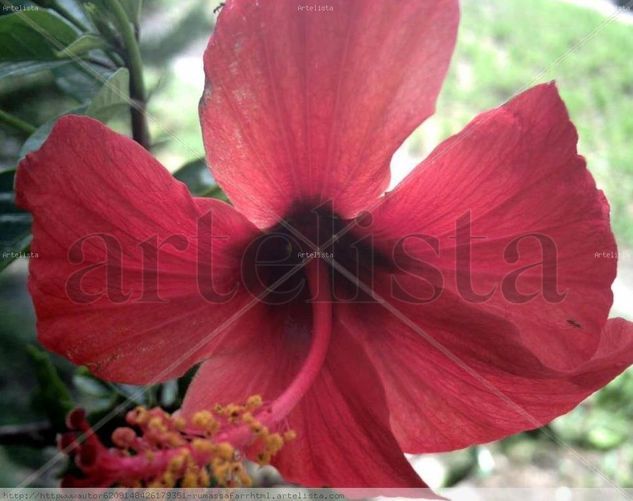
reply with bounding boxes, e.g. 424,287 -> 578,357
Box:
105,0 -> 150,150
0,110 -> 36,136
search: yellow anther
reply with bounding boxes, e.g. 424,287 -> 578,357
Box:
239,471 -> 253,487
126,406 -> 149,426
198,468 -> 210,487
256,451 -> 271,465
191,438 -> 215,455
103,400 -> 294,487
165,432 -> 185,447
246,394 -> 263,409
204,420 -> 219,435
266,433 -> 284,453
214,462 -> 230,478
167,452 -> 187,472
215,442 -> 234,461
249,422 -> 263,434
225,403 -> 240,413
252,424 -> 269,437
192,410 -> 213,428
182,470 -> 199,488
161,471 -> 176,488
148,416 -> 167,433
173,416 -> 186,431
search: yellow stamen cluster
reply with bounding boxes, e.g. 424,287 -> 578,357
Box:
192,393 -> 296,469
101,395 -> 296,488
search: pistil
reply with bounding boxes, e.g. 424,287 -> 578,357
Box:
218,257 -> 332,446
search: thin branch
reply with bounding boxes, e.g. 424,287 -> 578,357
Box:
105,0 -> 150,150
0,422 -> 55,448
0,110 -> 36,136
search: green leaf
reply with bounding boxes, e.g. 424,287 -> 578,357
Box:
9,69 -> 130,267
0,60 -> 71,79
173,157 -> 224,198
85,67 -> 129,121
52,63 -> 114,101
0,168 -> 32,272
55,34 -> 108,59
27,345 -> 74,430
18,69 -> 129,158
18,107 -> 83,159
0,11 -> 78,61
82,1 -> 120,45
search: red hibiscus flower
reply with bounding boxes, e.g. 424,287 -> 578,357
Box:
15,0 -> 633,489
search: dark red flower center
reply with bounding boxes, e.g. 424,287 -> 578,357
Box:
242,204 -> 391,305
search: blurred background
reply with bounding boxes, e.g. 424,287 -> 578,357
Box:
0,0 -> 632,490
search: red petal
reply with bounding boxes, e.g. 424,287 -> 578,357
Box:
276,327 -> 425,488
341,297 -> 633,452
181,305 -> 303,411
15,116 -> 260,383
366,83 -> 617,370
200,0 -> 459,227
341,84 -> 633,451
182,312 -> 425,487
342,290 -> 633,453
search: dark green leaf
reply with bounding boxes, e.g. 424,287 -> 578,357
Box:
82,1 -> 121,46
0,168 -> 31,272
10,69 -> 130,267
0,60 -> 71,79
27,346 -> 74,430
0,11 -> 78,61
18,69 -> 128,158
17,106 -> 86,159
52,62 -> 114,101
176,366 -> 197,405
173,157 -> 223,197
